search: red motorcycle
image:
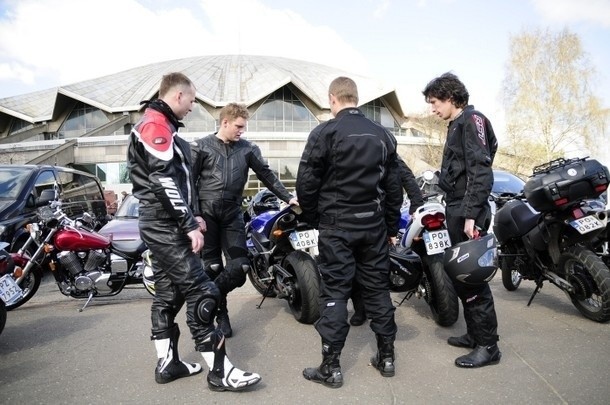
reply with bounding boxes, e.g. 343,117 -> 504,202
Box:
9,187 -> 151,312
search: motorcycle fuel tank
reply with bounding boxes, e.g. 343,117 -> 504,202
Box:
54,228 -> 111,251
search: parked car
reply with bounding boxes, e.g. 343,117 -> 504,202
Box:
98,194 -> 140,242
0,165 -> 108,253
488,170 -> 526,233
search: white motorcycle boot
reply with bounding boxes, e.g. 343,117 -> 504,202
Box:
201,330 -> 261,392
153,324 -> 202,384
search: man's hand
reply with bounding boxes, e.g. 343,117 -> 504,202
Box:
464,218 -> 476,239
288,197 -> 299,206
188,229 -> 204,253
388,236 -> 397,246
195,215 -> 207,233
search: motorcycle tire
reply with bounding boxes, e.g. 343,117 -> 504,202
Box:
6,269 -> 42,311
423,254 -> 459,327
500,245 -> 523,291
559,245 -> 610,323
0,301 -> 6,336
283,250 -> 320,324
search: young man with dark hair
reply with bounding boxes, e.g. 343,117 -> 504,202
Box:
422,72 -> 501,368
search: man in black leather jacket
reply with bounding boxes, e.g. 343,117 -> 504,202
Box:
298,76 -> 403,388
191,103 -> 297,337
128,73 -> 260,392
422,72 -> 500,368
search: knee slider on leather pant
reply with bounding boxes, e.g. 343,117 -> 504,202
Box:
195,296 -> 218,325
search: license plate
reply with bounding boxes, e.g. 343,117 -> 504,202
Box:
570,216 -> 604,234
0,274 -> 23,305
423,230 -> 451,255
289,229 -> 318,250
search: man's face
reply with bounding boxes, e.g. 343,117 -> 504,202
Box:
427,96 -> 456,121
219,116 -> 247,142
174,85 -> 196,120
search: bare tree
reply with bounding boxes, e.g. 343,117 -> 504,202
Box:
502,27 -> 605,168
408,111 -> 447,169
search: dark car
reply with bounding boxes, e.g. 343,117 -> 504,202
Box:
0,164 -> 108,252
98,194 -> 140,241
491,170 -> 525,196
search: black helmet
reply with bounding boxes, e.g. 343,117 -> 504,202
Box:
249,189 -> 280,217
444,233 -> 498,286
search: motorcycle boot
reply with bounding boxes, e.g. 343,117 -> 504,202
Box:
201,329 -> 261,392
216,296 -> 233,338
370,334 -> 395,377
303,342 -> 343,388
447,307 -> 476,348
455,344 -> 501,368
153,324 -> 202,384
349,293 -> 367,326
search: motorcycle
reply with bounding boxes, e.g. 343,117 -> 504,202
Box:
245,190 -> 321,324
493,157 -> 610,322
391,191 -> 459,327
9,186 -> 151,312
0,242 -> 22,335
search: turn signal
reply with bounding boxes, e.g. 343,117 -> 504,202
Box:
44,244 -> 54,253
273,229 -> 284,237
13,266 -> 23,278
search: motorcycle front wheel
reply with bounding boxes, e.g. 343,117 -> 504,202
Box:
0,301 -> 6,336
422,254 -> 459,327
499,244 -> 522,291
559,245 -> 610,323
6,268 -> 42,311
283,250 -> 320,324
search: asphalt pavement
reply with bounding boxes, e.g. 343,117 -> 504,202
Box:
1,273 -> 609,405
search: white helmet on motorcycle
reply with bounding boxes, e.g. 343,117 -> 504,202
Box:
444,233 -> 498,286
142,250 -> 156,296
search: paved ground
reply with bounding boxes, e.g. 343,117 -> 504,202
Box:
1,273 -> 609,405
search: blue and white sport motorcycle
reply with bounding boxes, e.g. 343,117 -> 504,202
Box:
245,190 -> 320,324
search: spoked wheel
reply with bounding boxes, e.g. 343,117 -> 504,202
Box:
6,259 -> 42,311
559,245 -> 610,323
422,254 -> 459,327
283,250 -> 320,324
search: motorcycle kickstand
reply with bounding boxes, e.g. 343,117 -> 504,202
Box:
395,292 -> 413,307
256,282 -> 275,309
527,278 -> 544,307
78,291 -> 95,312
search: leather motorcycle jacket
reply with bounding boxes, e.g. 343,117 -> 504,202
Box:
127,100 -> 200,234
397,156 -> 424,214
297,107 -> 403,236
191,134 -> 292,204
438,105 -> 498,220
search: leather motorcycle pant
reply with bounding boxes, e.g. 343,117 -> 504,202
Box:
200,199 -> 248,295
314,215 -> 397,352
445,201 -> 499,346
139,217 -> 220,352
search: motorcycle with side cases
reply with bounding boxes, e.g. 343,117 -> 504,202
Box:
245,190 -> 321,324
493,157 -> 610,322
8,186 -> 151,311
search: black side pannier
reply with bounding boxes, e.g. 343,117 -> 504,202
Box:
524,157 -> 609,212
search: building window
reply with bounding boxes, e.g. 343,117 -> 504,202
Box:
57,102 -> 109,139
249,87 -> 318,132
360,99 -> 407,136
182,102 -> 217,133
9,118 -> 34,135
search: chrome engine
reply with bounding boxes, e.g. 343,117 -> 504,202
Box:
57,250 -> 113,293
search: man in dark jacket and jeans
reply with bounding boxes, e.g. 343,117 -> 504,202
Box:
128,73 -> 260,391
298,76 -> 403,388
422,72 -> 500,368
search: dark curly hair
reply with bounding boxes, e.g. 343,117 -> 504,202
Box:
422,72 -> 469,108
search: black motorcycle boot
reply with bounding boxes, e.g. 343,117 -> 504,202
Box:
370,334 -> 395,377
350,293 -> 367,326
455,344 -> 502,368
303,342 -> 343,388
153,324 -> 203,384
447,304 -> 476,348
216,296 -> 233,338
201,329 -> 261,392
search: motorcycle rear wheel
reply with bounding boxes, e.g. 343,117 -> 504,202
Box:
423,254 -> 459,327
283,250 -> 320,324
247,262 -> 277,298
559,245 -> 610,323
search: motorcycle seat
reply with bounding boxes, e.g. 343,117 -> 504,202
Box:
112,240 -> 147,260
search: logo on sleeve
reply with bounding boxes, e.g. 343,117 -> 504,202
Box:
472,115 -> 486,146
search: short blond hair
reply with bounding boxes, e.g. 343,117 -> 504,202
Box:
159,72 -> 194,98
219,103 -> 250,123
329,76 -> 359,105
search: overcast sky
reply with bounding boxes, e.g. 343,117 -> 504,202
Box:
0,0 -> 609,160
